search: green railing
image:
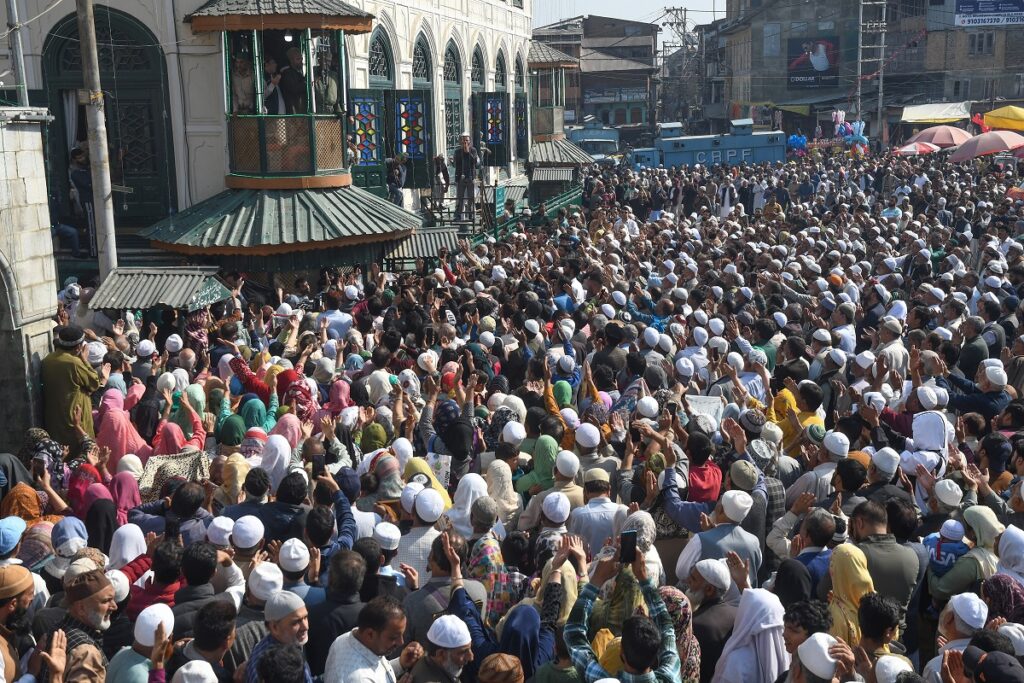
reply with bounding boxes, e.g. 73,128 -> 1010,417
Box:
470,184 -> 583,248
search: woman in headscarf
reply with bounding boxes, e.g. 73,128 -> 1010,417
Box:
355,451 -> 405,513
828,544 -> 874,644
240,428 -> 268,463
284,376 -> 318,421
260,435 -> 293,494
403,458 -> 453,509
499,557 -> 579,637
930,505 -> 1005,601
423,397 -> 479,484
28,438 -> 70,494
83,484 -> 116,554
360,423 -> 388,453
0,453 -> 33,499
515,435 -> 558,495
95,401 -> 153,472
997,525 -> 1024,587
659,587 -> 701,683
153,396 -> 205,455
711,588 -> 789,683
108,471 -> 141,526
116,454 -> 144,481
108,523 -> 146,570
484,406 -> 519,452
443,474 -> 489,538
172,385 -> 207,440
270,413 -> 303,450
773,559 -> 813,607
240,395 -> 277,433
320,379 -> 353,418
486,460 -> 522,524
982,574 -> 1024,622
213,454 -> 250,514
216,414 -> 246,453
0,483 -> 64,526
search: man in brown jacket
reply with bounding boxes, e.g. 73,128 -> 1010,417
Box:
41,570 -> 116,683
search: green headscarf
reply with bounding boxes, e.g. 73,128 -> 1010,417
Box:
553,380 -> 573,408
240,398 -> 269,431
172,385 -> 206,439
360,423 -> 388,452
515,434 -> 558,494
217,414 -> 246,447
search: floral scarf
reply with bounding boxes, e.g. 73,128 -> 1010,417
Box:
659,586 -> 701,683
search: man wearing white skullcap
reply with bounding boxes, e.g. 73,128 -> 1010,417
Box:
278,538 -> 326,607
568,469 -> 627,556
394,488 -> 445,582
517,450 -> 585,532
684,557 -> 739,682
411,614 -> 473,681
795,632 -> 838,682
922,592 -> 989,683
108,603 -> 176,683
939,356 -> 1011,420
675,489 -> 761,590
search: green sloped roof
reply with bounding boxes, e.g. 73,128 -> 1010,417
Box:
530,138 -> 595,166
140,186 -> 421,256
384,226 -> 460,262
91,267 -> 231,312
188,0 -> 371,19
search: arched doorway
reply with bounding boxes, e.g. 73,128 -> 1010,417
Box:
443,42 -> 463,157
43,7 -> 176,227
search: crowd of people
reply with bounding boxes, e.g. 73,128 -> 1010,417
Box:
13,150 -> 1024,683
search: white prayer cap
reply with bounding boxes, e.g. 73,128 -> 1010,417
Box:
941,519 -> 965,542
935,480 -> 963,508
773,312 -> 788,329
165,334 -> 184,353
415,489 -> 445,523
693,310 -> 709,326
232,516 -> 264,549
502,421 -> 527,446
798,632 -> 839,681
427,614 -> 472,649
400,482 -> 425,514
206,516 -> 234,547
812,329 -> 832,344
823,431 -> 850,459
692,327 -> 709,347
264,590 -> 306,621
916,386 -> 938,410
721,490 -> 753,523
854,351 -> 876,369
576,423 -> 601,449
249,563 -> 284,601
556,450 -> 580,478
171,661 -> 219,683
708,318 -> 725,336
392,437 -> 414,470
999,622 -> 1024,656
278,538 -> 310,573
542,492 -> 571,524
637,396 -> 660,418
708,336 -> 729,354
601,303 -> 616,318
827,348 -> 846,366
373,522 -> 401,551
134,604 -> 175,647
694,558 -> 731,591
933,327 -> 953,341
675,357 -> 695,377
612,290 -> 628,306
874,656 -> 913,683
949,592 -> 988,630
985,365 -> 1008,387
479,331 -> 495,348
105,570 -> 130,604
872,447 -> 901,476
643,327 -> 660,348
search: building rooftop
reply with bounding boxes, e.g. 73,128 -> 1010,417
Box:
187,0 -> 374,32
528,40 -> 579,67
580,50 -> 656,73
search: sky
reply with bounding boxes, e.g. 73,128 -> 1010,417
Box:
532,0 -> 720,32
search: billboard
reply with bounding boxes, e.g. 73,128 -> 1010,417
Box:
583,87 -> 648,104
787,37 -> 839,88
955,0 -> 1024,25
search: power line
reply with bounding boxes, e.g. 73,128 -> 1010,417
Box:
0,0 -> 65,41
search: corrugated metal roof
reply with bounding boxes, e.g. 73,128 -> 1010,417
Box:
140,186 -> 421,255
528,41 -> 578,67
189,0 -> 371,18
580,50 -> 656,73
530,139 -> 595,166
91,267 -> 232,312
384,227 -> 460,261
533,167 -> 575,182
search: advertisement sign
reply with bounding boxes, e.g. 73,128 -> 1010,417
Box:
955,0 -> 1024,25
787,37 -> 839,88
583,87 -> 649,104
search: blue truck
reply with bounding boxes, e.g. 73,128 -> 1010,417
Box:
631,119 -> 786,170
567,118 -> 621,163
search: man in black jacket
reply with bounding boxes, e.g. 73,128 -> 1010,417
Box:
305,550 -> 367,676
453,133 -> 478,221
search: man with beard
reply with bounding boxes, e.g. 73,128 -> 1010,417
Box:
407,614 -> 473,683
42,569 -> 117,682
244,591 -> 311,683
685,558 -> 737,683
0,564 -> 49,682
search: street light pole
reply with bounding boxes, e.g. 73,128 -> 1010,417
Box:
76,0 -> 118,280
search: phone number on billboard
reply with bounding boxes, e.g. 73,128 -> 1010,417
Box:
955,13 -> 1024,24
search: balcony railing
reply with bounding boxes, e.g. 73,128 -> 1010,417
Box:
228,114 -> 347,177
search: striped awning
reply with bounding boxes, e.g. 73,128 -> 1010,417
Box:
532,167 -> 574,182
90,267 -> 231,312
384,227 -> 460,261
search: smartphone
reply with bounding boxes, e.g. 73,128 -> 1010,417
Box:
619,530 -> 638,564
31,457 -> 45,479
629,425 -> 642,443
667,402 -> 679,417
164,518 -> 181,540
312,454 -> 326,479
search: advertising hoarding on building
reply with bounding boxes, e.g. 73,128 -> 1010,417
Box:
954,0 -> 1024,26
787,37 -> 839,88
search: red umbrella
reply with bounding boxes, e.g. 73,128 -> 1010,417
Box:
896,141 -> 940,156
949,130 -> 1024,162
905,125 -> 973,149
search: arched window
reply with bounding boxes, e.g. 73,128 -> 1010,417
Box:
443,42 -> 463,154
515,56 -> 525,91
494,51 -> 507,91
412,35 -> 432,86
368,30 -> 393,87
471,46 -> 484,88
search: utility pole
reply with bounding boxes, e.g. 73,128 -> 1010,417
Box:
876,1 -> 887,149
860,0 -> 888,150
5,0 -> 28,106
76,0 -> 118,280
855,0 -> 863,120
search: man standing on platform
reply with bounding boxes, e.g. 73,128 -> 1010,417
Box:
453,133 -> 478,222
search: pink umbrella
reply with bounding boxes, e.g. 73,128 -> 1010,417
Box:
896,141 -> 940,156
905,125 -> 973,149
949,130 -> 1024,163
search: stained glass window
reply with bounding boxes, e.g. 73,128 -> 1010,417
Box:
471,48 -> 484,85
444,45 -> 461,83
369,32 -> 392,82
495,52 -> 507,90
413,37 -> 431,82
397,95 -> 427,159
515,58 -> 524,90
352,95 -> 381,165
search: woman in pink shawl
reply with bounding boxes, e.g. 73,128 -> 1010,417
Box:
78,482 -> 114,520
313,379 -> 353,425
152,388 -> 206,455
96,390 -> 153,471
270,413 -> 302,449
108,471 -> 141,525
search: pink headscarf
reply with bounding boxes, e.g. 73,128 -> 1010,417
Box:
270,413 -> 302,449
98,390 -> 124,425
328,380 -> 353,414
96,409 -> 153,471
108,471 -> 141,525
154,421 -> 188,455
82,483 -> 114,516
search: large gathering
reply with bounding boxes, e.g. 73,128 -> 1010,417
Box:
2,148 -> 1018,683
